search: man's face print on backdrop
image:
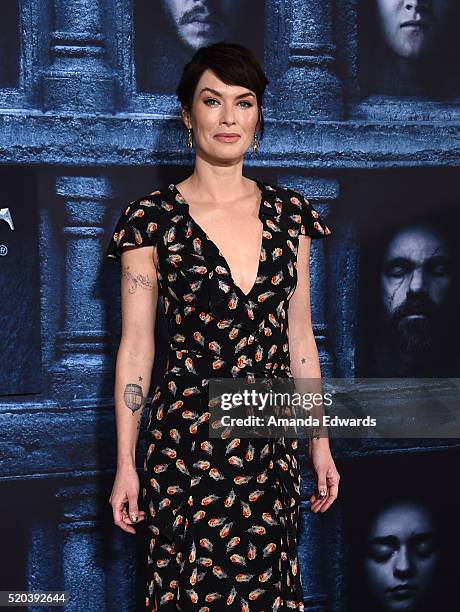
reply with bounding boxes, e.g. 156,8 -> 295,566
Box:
380,223 -> 453,358
160,0 -> 236,50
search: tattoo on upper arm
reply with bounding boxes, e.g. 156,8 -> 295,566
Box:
124,383 -> 148,414
122,265 -> 154,294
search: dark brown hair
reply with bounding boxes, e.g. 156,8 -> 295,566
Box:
176,41 -> 269,138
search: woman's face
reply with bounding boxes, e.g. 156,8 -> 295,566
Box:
375,0 -> 455,59
183,68 -> 260,163
364,501 -> 440,611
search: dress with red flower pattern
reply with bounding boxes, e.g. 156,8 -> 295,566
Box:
106,180 -> 332,611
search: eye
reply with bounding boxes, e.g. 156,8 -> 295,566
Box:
385,264 -> 408,279
367,544 -> 394,563
428,261 -> 450,277
414,542 -> 435,558
412,536 -> 438,558
373,552 -> 392,562
203,97 -> 253,108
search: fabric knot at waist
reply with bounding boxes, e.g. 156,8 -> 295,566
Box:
165,344 -> 292,381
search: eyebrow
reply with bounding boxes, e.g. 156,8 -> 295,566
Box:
198,87 -> 256,100
368,532 -> 436,546
384,255 -> 450,267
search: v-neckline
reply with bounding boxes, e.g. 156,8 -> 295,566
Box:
170,179 -> 266,301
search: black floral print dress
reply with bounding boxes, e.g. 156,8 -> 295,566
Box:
106,179 -> 332,611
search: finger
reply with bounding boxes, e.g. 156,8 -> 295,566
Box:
310,491 -> 330,512
115,520 -> 136,534
123,510 -> 145,521
319,498 -> 335,512
113,509 -> 136,534
113,499 -> 127,524
311,473 -> 328,511
123,511 -> 146,524
316,471 -> 328,498
310,497 -> 329,513
112,498 -> 137,533
315,477 -> 339,512
327,482 -> 339,500
127,495 -> 141,524
319,488 -> 338,513
123,509 -> 146,517
310,485 -> 329,512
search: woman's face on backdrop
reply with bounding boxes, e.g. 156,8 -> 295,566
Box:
364,501 -> 440,611
183,69 -> 260,163
375,0 -> 454,59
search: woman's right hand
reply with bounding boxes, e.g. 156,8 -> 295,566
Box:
109,464 -> 146,534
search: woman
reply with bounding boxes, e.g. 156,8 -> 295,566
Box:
106,42 -> 340,611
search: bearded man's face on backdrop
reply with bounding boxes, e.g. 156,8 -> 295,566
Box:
380,225 -> 452,356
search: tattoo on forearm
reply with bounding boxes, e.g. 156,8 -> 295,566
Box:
122,265 -> 154,294
124,383 -> 148,414
301,357 -> 306,364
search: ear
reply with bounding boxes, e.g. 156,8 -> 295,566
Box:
181,106 -> 192,130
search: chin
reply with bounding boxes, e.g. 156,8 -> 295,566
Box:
210,143 -> 246,154
398,39 -> 429,59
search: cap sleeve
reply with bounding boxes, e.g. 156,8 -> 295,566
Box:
299,194 -> 332,239
105,195 -> 161,260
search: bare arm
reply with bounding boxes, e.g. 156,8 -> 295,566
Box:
288,234 -> 339,512
288,235 -> 326,438
115,244 -> 158,469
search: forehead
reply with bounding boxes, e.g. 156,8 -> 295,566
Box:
194,69 -> 255,96
376,0 -> 456,14
376,0 -> 399,8
162,0 -> 232,13
383,226 -> 449,262
368,503 -> 434,539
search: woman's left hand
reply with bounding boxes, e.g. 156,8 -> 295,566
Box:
308,438 -> 340,513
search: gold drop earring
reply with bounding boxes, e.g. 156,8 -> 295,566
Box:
186,127 -> 193,149
253,131 -> 259,154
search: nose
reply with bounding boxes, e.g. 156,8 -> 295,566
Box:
405,0 -> 430,11
407,265 -> 426,293
220,102 -> 236,126
394,545 -> 413,577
